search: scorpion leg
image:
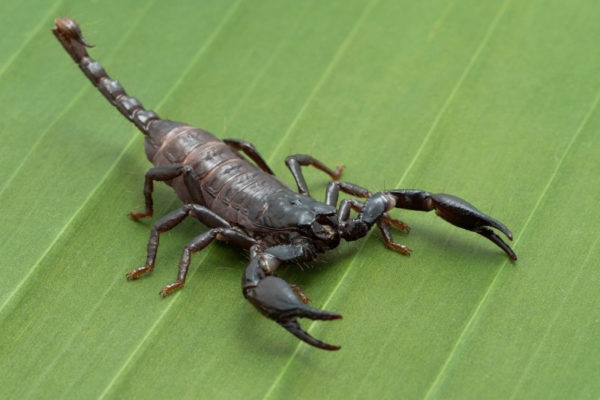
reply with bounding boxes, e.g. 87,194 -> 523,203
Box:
328,181 -> 410,233
160,228 -> 256,296
130,163 -> 205,219
285,154 -> 344,196
325,181 -> 370,205
242,244 -> 342,350
341,190 -> 517,260
339,199 -> 411,255
127,204 -> 232,280
376,220 -> 412,255
223,139 -> 275,175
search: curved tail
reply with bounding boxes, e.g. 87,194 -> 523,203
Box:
52,18 -> 159,135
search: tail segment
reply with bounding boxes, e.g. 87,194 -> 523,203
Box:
52,18 -> 159,135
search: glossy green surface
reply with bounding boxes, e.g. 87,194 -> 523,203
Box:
1,0 -> 599,398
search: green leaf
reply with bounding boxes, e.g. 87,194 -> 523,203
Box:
1,0 -> 599,398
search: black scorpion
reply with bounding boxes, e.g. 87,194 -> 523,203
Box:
53,18 -> 517,350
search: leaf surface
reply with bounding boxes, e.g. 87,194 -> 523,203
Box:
1,0 -> 599,398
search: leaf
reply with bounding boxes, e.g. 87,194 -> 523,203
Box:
1,0 -> 599,398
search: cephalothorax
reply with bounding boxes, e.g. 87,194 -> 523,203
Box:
53,18 -> 517,350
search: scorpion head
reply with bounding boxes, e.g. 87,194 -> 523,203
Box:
253,192 -> 340,250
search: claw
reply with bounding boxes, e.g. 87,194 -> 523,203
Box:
278,320 -> 341,351
430,194 -> 517,260
290,283 -> 311,303
245,276 -> 342,350
385,241 -> 412,255
126,265 -> 153,280
160,281 -> 184,297
382,212 -> 410,233
332,165 -> 345,180
129,210 -> 152,220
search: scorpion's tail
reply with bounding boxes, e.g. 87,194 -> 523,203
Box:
52,18 -> 159,135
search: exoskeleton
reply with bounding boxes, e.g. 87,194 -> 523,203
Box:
53,18 -> 517,350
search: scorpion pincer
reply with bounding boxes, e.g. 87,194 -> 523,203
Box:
52,18 -> 517,351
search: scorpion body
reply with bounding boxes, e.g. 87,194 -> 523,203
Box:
53,18 -> 517,350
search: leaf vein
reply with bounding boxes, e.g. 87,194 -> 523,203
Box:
0,0 -> 157,318
508,231 -> 600,399
0,0 -> 67,79
262,0 -> 381,397
423,59 -> 600,400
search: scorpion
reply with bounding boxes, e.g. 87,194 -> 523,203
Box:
52,18 -> 517,351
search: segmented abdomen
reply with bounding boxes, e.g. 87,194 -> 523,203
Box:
146,120 -> 289,229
